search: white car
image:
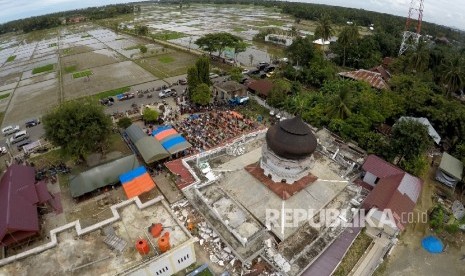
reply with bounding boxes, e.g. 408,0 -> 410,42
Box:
9,130 -> 29,144
159,89 -> 176,98
242,68 -> 249,74
209,73 -> 220,79
2,125 -> 20,136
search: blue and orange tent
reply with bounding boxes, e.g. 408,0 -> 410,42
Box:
119,166 -> 156,198
152,125 -> 191,155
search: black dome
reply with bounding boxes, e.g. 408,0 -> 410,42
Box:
266,116 -> 317,160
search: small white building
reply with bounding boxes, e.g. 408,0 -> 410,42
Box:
265,34 -> 294,46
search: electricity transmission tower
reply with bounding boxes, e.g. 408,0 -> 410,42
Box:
398,0 -> 424,56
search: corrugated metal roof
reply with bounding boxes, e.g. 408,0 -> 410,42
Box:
362,155 -> 423,229
125,124 -> 146,144
439,152 -> 463,180
69,155 -> 140,197
398,117 -> 441,144
247,79 -> 274,96
338,69 -> 388,90
0,165 -> 43,246
362,155 -> 403,178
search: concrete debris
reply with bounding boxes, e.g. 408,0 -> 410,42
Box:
213,238 -> 221,243
265,238 -> 273,248
218,260 -> 224,266
210,254 -> 219,263
224,247 -> 232,253
181,209 -> 189,218
230,259 -> 235,267
200,239 -> 204,246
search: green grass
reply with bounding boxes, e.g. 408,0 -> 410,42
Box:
62,48 -> 72,55
0,93 -> 10,100
32,64 -> 54,74
333,232 -> 373,276
64,65 -> 77,74
6,55 -> 16,62
158,55 -> 174,63
91,86 -> 130,100
232,26 -> 246,32
72,70 -> 93,79
151,31 -> 186,41
49,42 -> 57,47
0,112 -> 4,126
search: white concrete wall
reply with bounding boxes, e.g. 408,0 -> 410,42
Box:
129,241 -> 196,276
363,172 -> 378,186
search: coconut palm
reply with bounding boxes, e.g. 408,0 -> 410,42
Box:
337,25 -> 359,67
441,54 -> 465,97
315,14 -> 334,51
327,84 -> 353,120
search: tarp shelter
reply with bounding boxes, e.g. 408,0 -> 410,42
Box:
69,155 -> 140,198
422,236 -> 444,254
0,165 -> 52,246
398,117 -> 441,144
152,125 -> 192,155
125,124 -> 170,163
119,166 -> 155,198
436,152 -> 464,188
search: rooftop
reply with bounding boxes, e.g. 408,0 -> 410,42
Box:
338,69 -> 389,90
0,197 -> 191,275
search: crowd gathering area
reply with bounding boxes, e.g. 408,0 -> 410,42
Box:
173,110 -> 259,153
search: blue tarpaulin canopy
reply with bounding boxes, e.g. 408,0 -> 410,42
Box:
421,236 -> 444,254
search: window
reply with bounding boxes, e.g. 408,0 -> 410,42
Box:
374,177 -> 380,184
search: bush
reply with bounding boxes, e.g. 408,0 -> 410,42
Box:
117,117 -> 132,129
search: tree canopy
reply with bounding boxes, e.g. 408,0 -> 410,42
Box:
195,32 -> 243,57
191,83 -> 212,105
43,99 -> 112,159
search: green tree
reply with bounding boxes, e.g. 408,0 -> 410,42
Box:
135,25 -> 149,36
325,82 -> 353,120
233,41 -> 248,62
187,66 -> 200,93
267,79 -> 291,108
139,45 -> 147,54
196,56 -> 211,85
195,32 -> 242,58
389,119 -> 432,165
441,54 -> 465,97
43,99 -> 112,160
191,83 -> 211,105
143,108 -> 159,123
314,14 -> 334,51
229,67 -> 243,82
286,36 -> 315,66
337,25 -> 359,67
117,117 -> 132,129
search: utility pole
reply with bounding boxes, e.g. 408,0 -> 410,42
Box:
398,0 -> 424,56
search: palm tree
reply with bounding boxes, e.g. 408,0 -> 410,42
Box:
327,84 -> 353,119
407,40 -> 429,73
337,25 -> 359,67
315,14 -> 334,52
441,54 -> 465,97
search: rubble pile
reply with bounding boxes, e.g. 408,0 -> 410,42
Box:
263,238 -> 291,273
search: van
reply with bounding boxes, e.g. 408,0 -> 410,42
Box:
9,130 -> 29,144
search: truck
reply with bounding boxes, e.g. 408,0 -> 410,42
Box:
229,96 -> 249,106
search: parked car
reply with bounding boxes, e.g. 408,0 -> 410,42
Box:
242,68 -> 249,74
159,89 -> 177,98
100,97 -> 114,106
209,73 -> 220,79
25,118 -> 40,128
179,79 -> 187,85
116,93 -> 135,101
2,125 -> 20,136
9,130 -> 29,144
16,139 -> 32,151
247,69 -> 260,76
264,66 -> 276,73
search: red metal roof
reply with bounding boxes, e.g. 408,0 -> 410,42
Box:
0,165 -> 50,246
362,155 -> 423,229
338,69 -> 389,90
165,159 -> 196,190
247,79 -> 274,97
362,155 -> 403,178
